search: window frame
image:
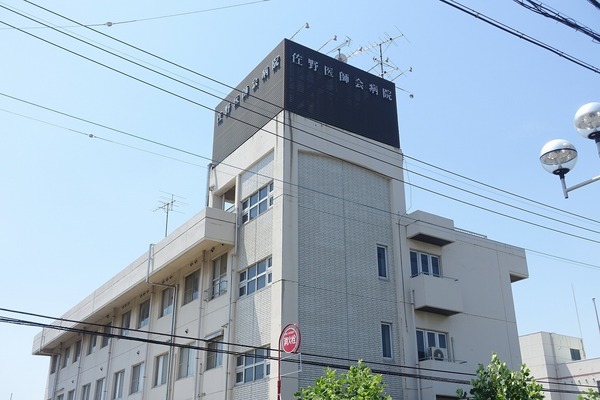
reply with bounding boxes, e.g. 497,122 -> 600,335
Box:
112,370 -> 125,400
94,378 -> 105,400
416,329 -> 448,361
177,345 -> 195,379
50,354 -> 59,374
206,337 -> 224,370
410,250 -> 441,277
238,257 -> 273,298
377,245 -> 389,279
81,383 -> 91,400
138,299 -> 150,329
159,287 -> 175,318
87,334 -> 98,355
62,346 -> 71,368
183,270 -> 200,305
101,324 -> 111,348
67,390 -> 75,400
130,362 -> 144,394
210,253 -> 228,300
241,182 -> 274,223
153,353 -> 168,387
73,340 -> 81,363
120,311 -> 131,337
381,323 -> 393,358
235,347 -> 270,384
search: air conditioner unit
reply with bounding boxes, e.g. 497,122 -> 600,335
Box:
428,346 -> 448,361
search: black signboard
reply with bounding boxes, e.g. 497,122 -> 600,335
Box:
212,40 -> 400,163
284,40 -> 399,148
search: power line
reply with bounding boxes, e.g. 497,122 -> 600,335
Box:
3,5 -> 600,262
438,0 -> 600,74
3,90 -> 600,271
0,0 -> 270,29
0,308 -> 595,393
512,0 -> 600,43
1,307 -> 595,394
13,0 -> 600,234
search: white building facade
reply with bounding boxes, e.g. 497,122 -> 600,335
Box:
520,332 -> 600,399
33,40 -> 529,400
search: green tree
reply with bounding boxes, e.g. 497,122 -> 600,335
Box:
294,360 -> 392,400
579,389 -> 600,400
457,353 -> 544,400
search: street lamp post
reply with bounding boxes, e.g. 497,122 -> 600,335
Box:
539,102 -> 600,198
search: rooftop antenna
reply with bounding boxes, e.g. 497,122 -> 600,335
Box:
348,29 -> 414,97
153,192 -> 187,237
318,34 -> 337,52
325,36 -> 351,62
290,22 -> 309,40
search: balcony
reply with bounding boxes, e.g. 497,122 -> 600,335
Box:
411,273 -> 463,315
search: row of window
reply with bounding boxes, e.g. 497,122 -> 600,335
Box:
377,247 -> 443,280
241,182 -> 274,223
380,324 -> 449,361
57,338 -> 227,400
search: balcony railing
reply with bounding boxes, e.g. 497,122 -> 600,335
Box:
204,281 -> 227,301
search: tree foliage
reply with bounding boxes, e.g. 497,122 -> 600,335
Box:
457,353 -> 544,400
294,360 -> 392,400
579,389 -> 600,400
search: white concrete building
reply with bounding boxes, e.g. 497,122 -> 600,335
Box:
33,39 -> 529,400
520,332 -> 600,399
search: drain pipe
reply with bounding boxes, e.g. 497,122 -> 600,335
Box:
224,175 -> 241,400
206,163 -> 214,207
146,242 -> 178,400
412,290 -> 422,400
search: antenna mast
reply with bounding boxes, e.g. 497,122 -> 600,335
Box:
154,193 -> 186,238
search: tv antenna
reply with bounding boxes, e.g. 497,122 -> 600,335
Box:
322,36 -> 352,62
153,192 -> 187,237
348,30 -> 414,97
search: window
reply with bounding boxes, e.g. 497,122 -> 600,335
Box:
94,378 -> 105,400
177,346 -> 195,379
112,370 -> 124,400
120,311 -> 131,337
67,390 -> 75,400
101,325 -> 111,348
377,245 -> 388,278
416,329 -> 448,360
50,354 -> 58,373
62,346 -> 71,368
210,254 -> 228,300
130,363 -> 144,394
206,338 -> 224,370
87,335 -> 98,355
160,287 -> 175,318
57,395 -> 64,400
183,270 -> 200,305
410,251 -> 440,277
241,182 -> 274,223
239,257 -> 272,298
81,383 -> 91,400
235,347 -> 270,384
153,354 -> 168,387
73,340 -> 81,363
381,323 -> 393,358
138,299 -> 150,328
570,348 -> 582,361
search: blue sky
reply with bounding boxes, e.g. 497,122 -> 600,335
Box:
1,0 -> 600,398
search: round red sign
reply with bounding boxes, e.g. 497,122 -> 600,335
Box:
281,324 -> 301,354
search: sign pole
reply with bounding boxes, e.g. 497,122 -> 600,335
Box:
278,323 -> 301,400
